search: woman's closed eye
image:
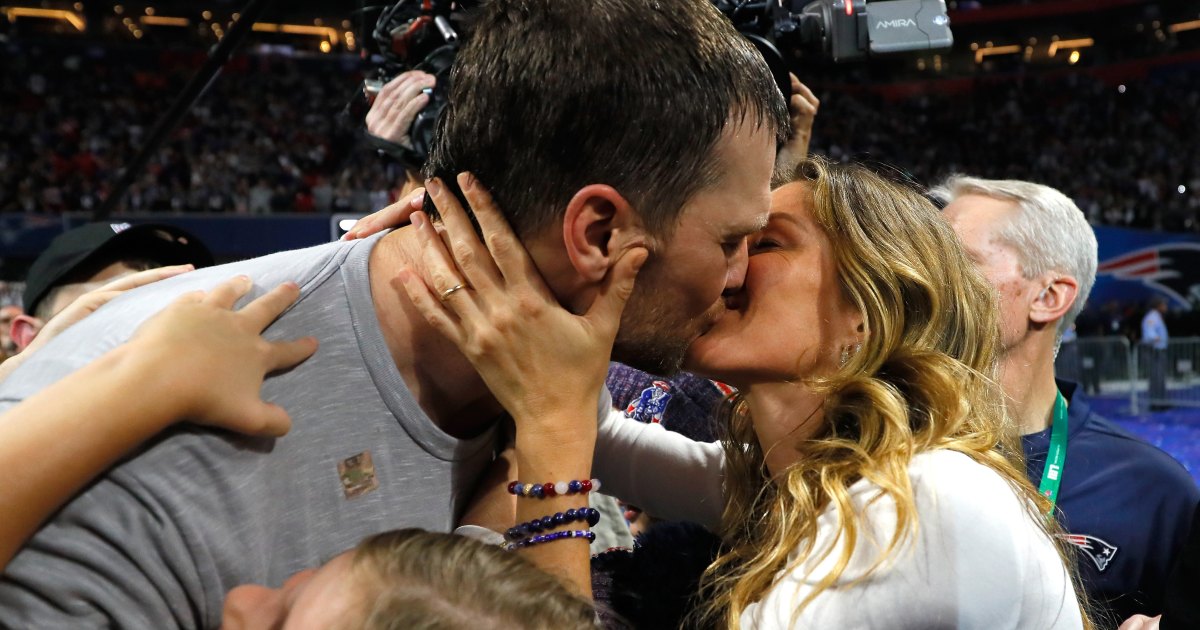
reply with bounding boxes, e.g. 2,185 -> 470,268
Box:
750,237 -> 781,254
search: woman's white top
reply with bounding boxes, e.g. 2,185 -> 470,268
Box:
739,450 -> 1082,629
594,403 -> 1083,630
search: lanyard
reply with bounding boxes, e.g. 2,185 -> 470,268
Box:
1038,391 -> 1069,517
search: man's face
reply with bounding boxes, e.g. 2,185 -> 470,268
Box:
943,194 -> 1037,352
42,260 -> 144,320
0,306 -> 21,353
613,119 -> 776,375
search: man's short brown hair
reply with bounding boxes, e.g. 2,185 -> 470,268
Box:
425,0 -> 790,237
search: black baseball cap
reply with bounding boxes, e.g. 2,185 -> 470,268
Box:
23,222 -> 214,315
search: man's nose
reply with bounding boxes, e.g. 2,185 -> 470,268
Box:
724,240 -> 749,294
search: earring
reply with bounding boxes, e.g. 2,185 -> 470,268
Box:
839,342 -> 861,367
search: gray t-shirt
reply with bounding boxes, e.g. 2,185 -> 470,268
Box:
0,233 -> 498,629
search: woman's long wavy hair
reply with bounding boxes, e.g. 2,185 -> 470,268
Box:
696,158 -> 1092,628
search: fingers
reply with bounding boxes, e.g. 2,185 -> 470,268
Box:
424,177 -> 502,294
265,336 -> 318,373
342,189 -> 426,240
369,72 -> 429,127
1118,615 -> 1160,630
384,77 -> 434,127
381,71 -> 433,109
246,403 -> 293,438
393,268 -> 465,346
370,72 -> 435,143
455,172 -> 543,290
790,73 -> 819,108
410,211 -> 485,324
586,247 -> 648,338
238,282 -> 302,332
385,92 -> 431,137
95,264 -> 194,294
204,276 -> 254,310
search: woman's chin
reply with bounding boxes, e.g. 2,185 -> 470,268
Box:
683,327 -> 749,385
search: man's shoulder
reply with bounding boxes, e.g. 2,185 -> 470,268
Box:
1078,414 -> 1190,470
0,239 -> 369,408
1071,412 -> 1199,498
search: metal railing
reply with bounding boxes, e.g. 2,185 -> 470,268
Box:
1063,336 -> 1200,411
1057,337 -> 1133,401
1134,336 -> 1200,409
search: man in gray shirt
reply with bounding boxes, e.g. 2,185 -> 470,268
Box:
0,0 -> 788,626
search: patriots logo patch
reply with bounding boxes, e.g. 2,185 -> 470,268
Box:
625,381 -> 672,424
1061,534 -> 1119,572
1097,243 -> 1200,309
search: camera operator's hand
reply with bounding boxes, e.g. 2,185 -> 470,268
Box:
340,188 -> 426,240
776,73 -> 820,176
366,70 -> 437,148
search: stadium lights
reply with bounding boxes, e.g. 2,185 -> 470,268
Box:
1169,20 -> 1200,33
975,44 -> 1020,64
2,7 -> 86,31
1048,37 -> 1094,56
251,22 -> 340,45
141,15 -> 189,27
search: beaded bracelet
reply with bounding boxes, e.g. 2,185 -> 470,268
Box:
505,507 -> 602,542
505,529 -> 596,551
506,478 -> 601,499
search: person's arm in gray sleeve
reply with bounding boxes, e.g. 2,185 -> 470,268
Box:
591,390 -> 725,530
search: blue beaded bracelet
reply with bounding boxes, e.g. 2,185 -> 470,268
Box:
504,507 -> 602,542
505,529 -> 596,551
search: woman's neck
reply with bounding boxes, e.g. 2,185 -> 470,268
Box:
743,381 -> 827,478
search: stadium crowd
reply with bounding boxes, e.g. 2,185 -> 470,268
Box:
0,44 -> 402,216
3,41 -> 1199,232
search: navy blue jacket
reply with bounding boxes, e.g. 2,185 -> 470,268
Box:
1022,380 -> 1200,625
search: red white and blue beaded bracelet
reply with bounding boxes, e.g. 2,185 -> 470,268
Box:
506,478 -> 601,499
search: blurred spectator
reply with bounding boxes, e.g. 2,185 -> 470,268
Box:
811,69 -> 1200,232
3,41 -> 1197,226
10,222 -> 212,353
0,306 -> 21,359
1141,296 -> 1170,410
0,43 -> 405,215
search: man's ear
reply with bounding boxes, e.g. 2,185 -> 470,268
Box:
1030,275 -> 1080,325
562,185 -> 647,283
11,315 -> 43,353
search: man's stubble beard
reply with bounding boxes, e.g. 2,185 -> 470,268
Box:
609,280 -> 717,378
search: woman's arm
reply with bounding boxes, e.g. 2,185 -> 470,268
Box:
0,278 -> 317,571
592,403 -> 725,530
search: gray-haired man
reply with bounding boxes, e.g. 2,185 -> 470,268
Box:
936,176 -> 1199,622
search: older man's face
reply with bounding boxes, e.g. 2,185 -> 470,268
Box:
943,194 -> 1040,352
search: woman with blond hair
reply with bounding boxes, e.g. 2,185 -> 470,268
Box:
398,157 -> 1091,628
